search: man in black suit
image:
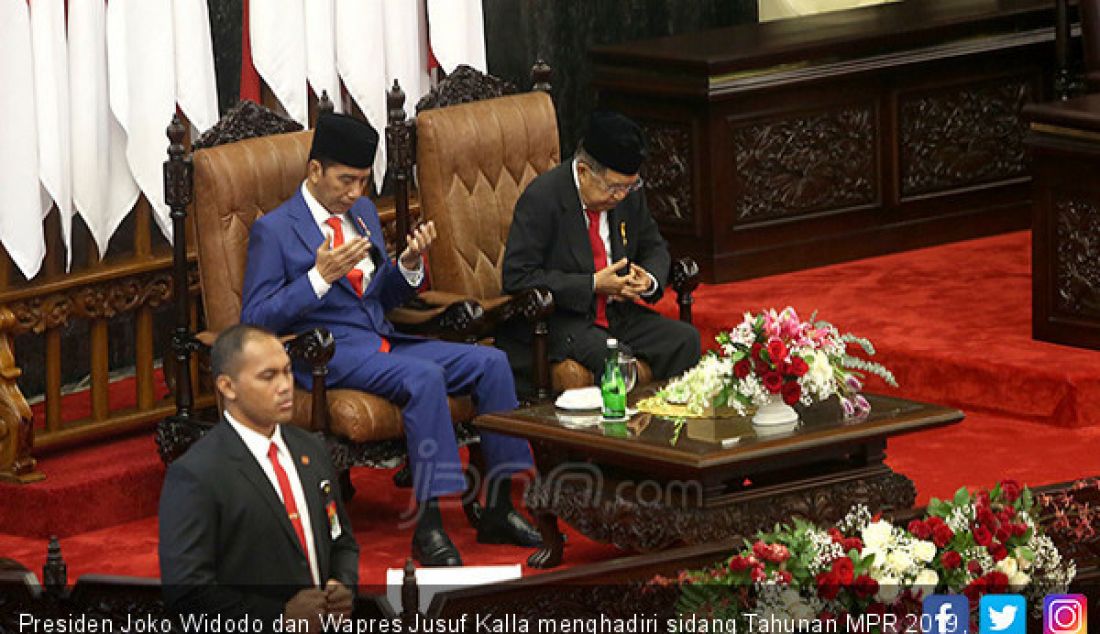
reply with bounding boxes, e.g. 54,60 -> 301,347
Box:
159,324 -> 358,630
500,110 -> 700,394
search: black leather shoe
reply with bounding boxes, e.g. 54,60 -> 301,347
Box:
477,510 -> 544,547
412,528 -> 462,567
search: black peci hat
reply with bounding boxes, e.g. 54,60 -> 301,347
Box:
309,112 -> 379,169
581,110 -> 647,175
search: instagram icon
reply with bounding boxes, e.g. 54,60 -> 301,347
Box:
1045,594 -> 1088,634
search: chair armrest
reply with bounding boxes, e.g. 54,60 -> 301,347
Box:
669,257 -> 701,325
388,296 -> 485,341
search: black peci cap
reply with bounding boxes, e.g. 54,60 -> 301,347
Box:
581,110 -> 647,175
309,112 -> 379,169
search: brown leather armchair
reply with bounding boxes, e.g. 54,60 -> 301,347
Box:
164,101 -> 481,501
388,65 -> 700,399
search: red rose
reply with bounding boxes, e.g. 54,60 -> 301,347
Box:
781,381 -> 802,406
767,338 -> 787,363
989,542 -> 1008,562
841,537 -> 864,554
750,565 -> 768,583
831,557 -> 855,585
973,526 -> 993,547
816,572 -> 841,600
1000,479 -> 1022,503
828,528 -> 845,543
941,551 -> 962,569
776,570 -> 793,585
995,527 -> 1010,543
1012,523 -> 1029,538
967,559 -> 983,576
751,342 -> 765,362
734,359 -> 752,379
763,372 -> 783,394
754,357 -> 771,375
752,540 -> 771,560
789,356 -> 809,377
932,525 -> 954,548
962,577 -> 987,604
926,516 -> 947,529
908,519 -> 932,540
977,508 -> 999,530
853,574 -> 879,599
729,555 -> 753,572
986,571 -> 1010,593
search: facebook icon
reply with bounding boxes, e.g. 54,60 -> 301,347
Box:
924,595 -> 970,634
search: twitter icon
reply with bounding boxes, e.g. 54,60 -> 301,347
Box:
982,594 -> 1027,634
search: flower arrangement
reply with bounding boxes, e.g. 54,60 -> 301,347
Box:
668,481 -> 1076,628
658,307 -> 896,418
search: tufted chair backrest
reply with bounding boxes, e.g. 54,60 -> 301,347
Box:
415,91 -> 559,300
191,130 -> 313,333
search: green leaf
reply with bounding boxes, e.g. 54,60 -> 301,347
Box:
953,486 -> 971,506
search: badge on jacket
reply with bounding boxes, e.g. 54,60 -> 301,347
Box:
320,479 -> 342,540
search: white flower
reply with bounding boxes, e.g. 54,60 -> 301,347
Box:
887,550 -> 914,575
914,569 -> 939,589
911,540 -> 937,564
995,557 -> 1019,577
875,576 -> 900,603
863,520 -> 894,551
1009,570 -> 1030,591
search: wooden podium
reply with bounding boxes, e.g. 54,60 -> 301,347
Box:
591,0 -> 1062,283
1026,94 -> 1100,350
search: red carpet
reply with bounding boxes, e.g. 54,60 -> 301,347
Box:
3,230 -> 1100,584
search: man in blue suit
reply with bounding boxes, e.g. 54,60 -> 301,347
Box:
240,113 -> 540,567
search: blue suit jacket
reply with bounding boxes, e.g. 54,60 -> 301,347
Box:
240,190 -> 418,387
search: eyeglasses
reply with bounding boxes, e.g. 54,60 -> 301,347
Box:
587,167 -> 644,196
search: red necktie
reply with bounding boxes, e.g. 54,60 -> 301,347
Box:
325,216 -> 389,352
325,216 -> 364,296
267,442 -> 312,572
585,209 -> 609,328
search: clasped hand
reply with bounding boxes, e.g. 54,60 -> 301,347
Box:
594,258 -> 653,301
284,580 -> 352,633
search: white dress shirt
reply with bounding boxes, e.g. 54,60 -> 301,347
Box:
224,412 -> 320,586
302,182 -> 423,299
571,159 -> 657,297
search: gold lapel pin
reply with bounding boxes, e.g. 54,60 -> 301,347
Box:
620,221 -> 627,248
301,455 -> 310,466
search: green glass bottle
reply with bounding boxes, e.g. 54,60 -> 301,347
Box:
601,338 -> 627,420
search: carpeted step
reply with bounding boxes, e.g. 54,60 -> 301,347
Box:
657,231 -> 1100,428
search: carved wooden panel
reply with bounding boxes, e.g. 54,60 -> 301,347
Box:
729,105 -> 877,223
1054,198 -> 1100,317
639,120 -> 695,223
899,78 -> 1032,196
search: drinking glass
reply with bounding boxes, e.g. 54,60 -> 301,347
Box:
618,352 -> 638,394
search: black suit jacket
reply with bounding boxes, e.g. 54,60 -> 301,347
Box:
159,420 -> 359,624
501,161 -> 671,360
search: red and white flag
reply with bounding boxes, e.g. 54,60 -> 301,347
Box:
107,0 -> 179,241
250,0 -> 307,125
427,0 -> 487,74
70,0 -> 141,257
336,0 -> 387,187
0,0 -> 48,279
172,0 -> 219,135
305,0 -> 343,113
31,0 -> 73,268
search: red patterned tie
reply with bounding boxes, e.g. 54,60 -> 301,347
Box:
267,442 -> 311,572
585,209 -> 609,328
325,216 -> 364,296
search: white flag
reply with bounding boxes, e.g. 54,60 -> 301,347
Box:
70,0 -> 141,258
383,0 -> 431,119
0,0 -> 48,279
251,0 -> 308,125
427,0 -> 487,74
336,0 -> 387,188
31,0 -> 72,268
107,0 -> 179,242
304,0 -> 342,114
172,0 -> 219,135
